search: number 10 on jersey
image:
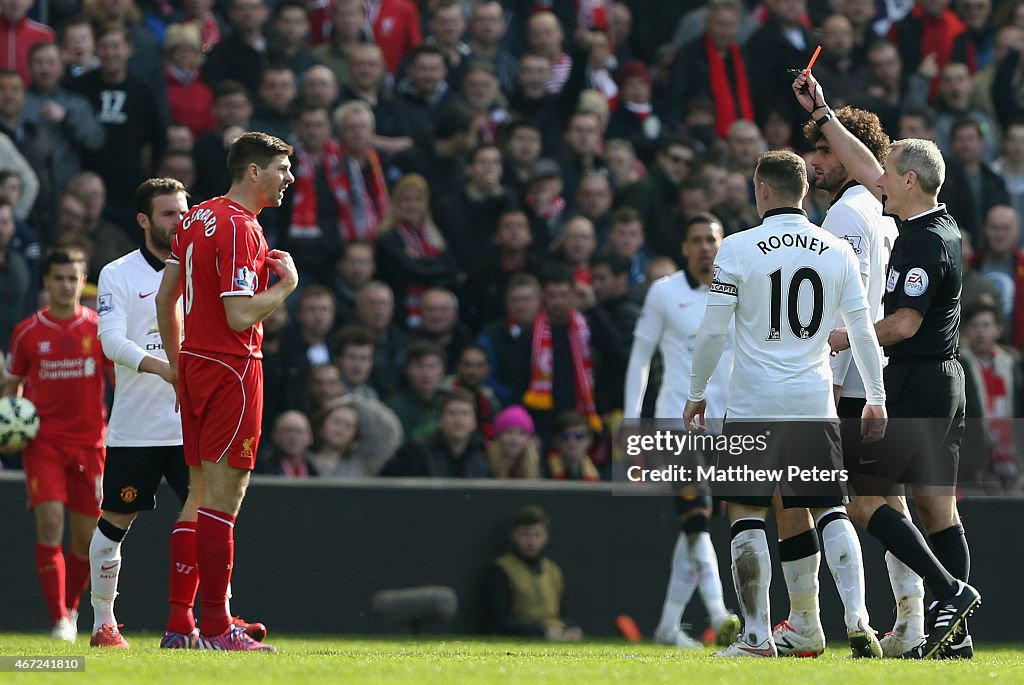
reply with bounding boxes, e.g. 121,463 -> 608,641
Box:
767,267 -> 825,341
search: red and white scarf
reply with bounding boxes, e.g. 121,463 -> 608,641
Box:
705,34 -> 754,139
523,309 -> 602,431
396,222 -> 445,328
290,139 -> 390,243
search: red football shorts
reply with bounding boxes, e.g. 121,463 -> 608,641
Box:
179,352 -> 263,470
23,439 -> 105,516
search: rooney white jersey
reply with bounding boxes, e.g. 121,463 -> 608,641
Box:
97,249 -> 183,446
707,208 -> 875,419
822,183 -> 899,399
625,271 -> 732,421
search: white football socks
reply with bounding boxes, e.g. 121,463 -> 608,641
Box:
690,531 -> 729,627
89,528 -> 122,631
656,532 -> 698,635
817,509 -> 870,633
731,520 -> 771,645
781,552 -> 820,634
886,550 -> 925,643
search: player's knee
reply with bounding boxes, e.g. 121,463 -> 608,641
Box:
915,498 -> 957,533
776,508 -> 813,539
35,513 -> 64,544
845,497 -> 877,527
102,511 -> 136,530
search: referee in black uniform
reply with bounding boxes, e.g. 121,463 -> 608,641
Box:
792,71 -> 981,660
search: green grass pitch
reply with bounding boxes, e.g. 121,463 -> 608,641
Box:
1,634 -> 1023,684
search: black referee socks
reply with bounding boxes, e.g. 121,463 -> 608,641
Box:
929,523 -> 970,583
868,504 -> 958,601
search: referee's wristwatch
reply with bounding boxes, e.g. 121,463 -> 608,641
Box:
815,108 -> 834,128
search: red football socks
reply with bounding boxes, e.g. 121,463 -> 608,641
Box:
196,508 -> 236,636
35,544 -> 67,625
64,550 -> 90,613
167,520 -> 200,634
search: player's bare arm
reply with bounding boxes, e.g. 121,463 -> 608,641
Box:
222,249 -> 299,332
2,377 -> 22,398
829,308 -> 924,352
792,72 -> 883,201
138,356 -> 174,384
156,262 -> 184,391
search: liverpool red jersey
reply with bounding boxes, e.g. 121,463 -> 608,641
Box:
6,307 -> 107,447
169,196 -> 270,359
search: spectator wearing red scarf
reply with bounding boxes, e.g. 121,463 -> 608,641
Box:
333,100 -> 391,241
374,173 -> 460,330
278,104 -> 347,286
668,0 -> 754,138
515,266 -> 603,446
440,344 -> 503,440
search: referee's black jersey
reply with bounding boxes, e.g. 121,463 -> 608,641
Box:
882,205 -> 962,359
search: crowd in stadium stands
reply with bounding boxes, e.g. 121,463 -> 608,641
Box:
1,0 -> 1024,492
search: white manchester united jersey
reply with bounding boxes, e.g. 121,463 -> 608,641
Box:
97,249 -> 183,446
627,272 -> 732,420
708,209 -> 873,419
822,183 -> 899,399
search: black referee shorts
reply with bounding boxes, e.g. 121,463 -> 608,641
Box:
717,420 -> 847,510
101,446 -> 190,513
848,359 -> 965,490
838,396 -> 866,471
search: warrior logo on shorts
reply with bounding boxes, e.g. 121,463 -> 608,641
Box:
240,437 -> 255,460
120,485 -> 138,503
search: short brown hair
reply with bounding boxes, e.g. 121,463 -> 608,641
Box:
43,248 -> 87,276
226,132 -> 293,182
555,410 -> 590,435
405,339 -> 446,368
440,387 -> 476,414
754,150 -> 807,202
803,106 -> 889,164
94,22 -> 128,43
505,272 -> 540,294
612,206 -> 642,225
336,325 -> 376,355
134,177 -> 188,217
513,504 -> 550,530
298,283 -> 335,306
